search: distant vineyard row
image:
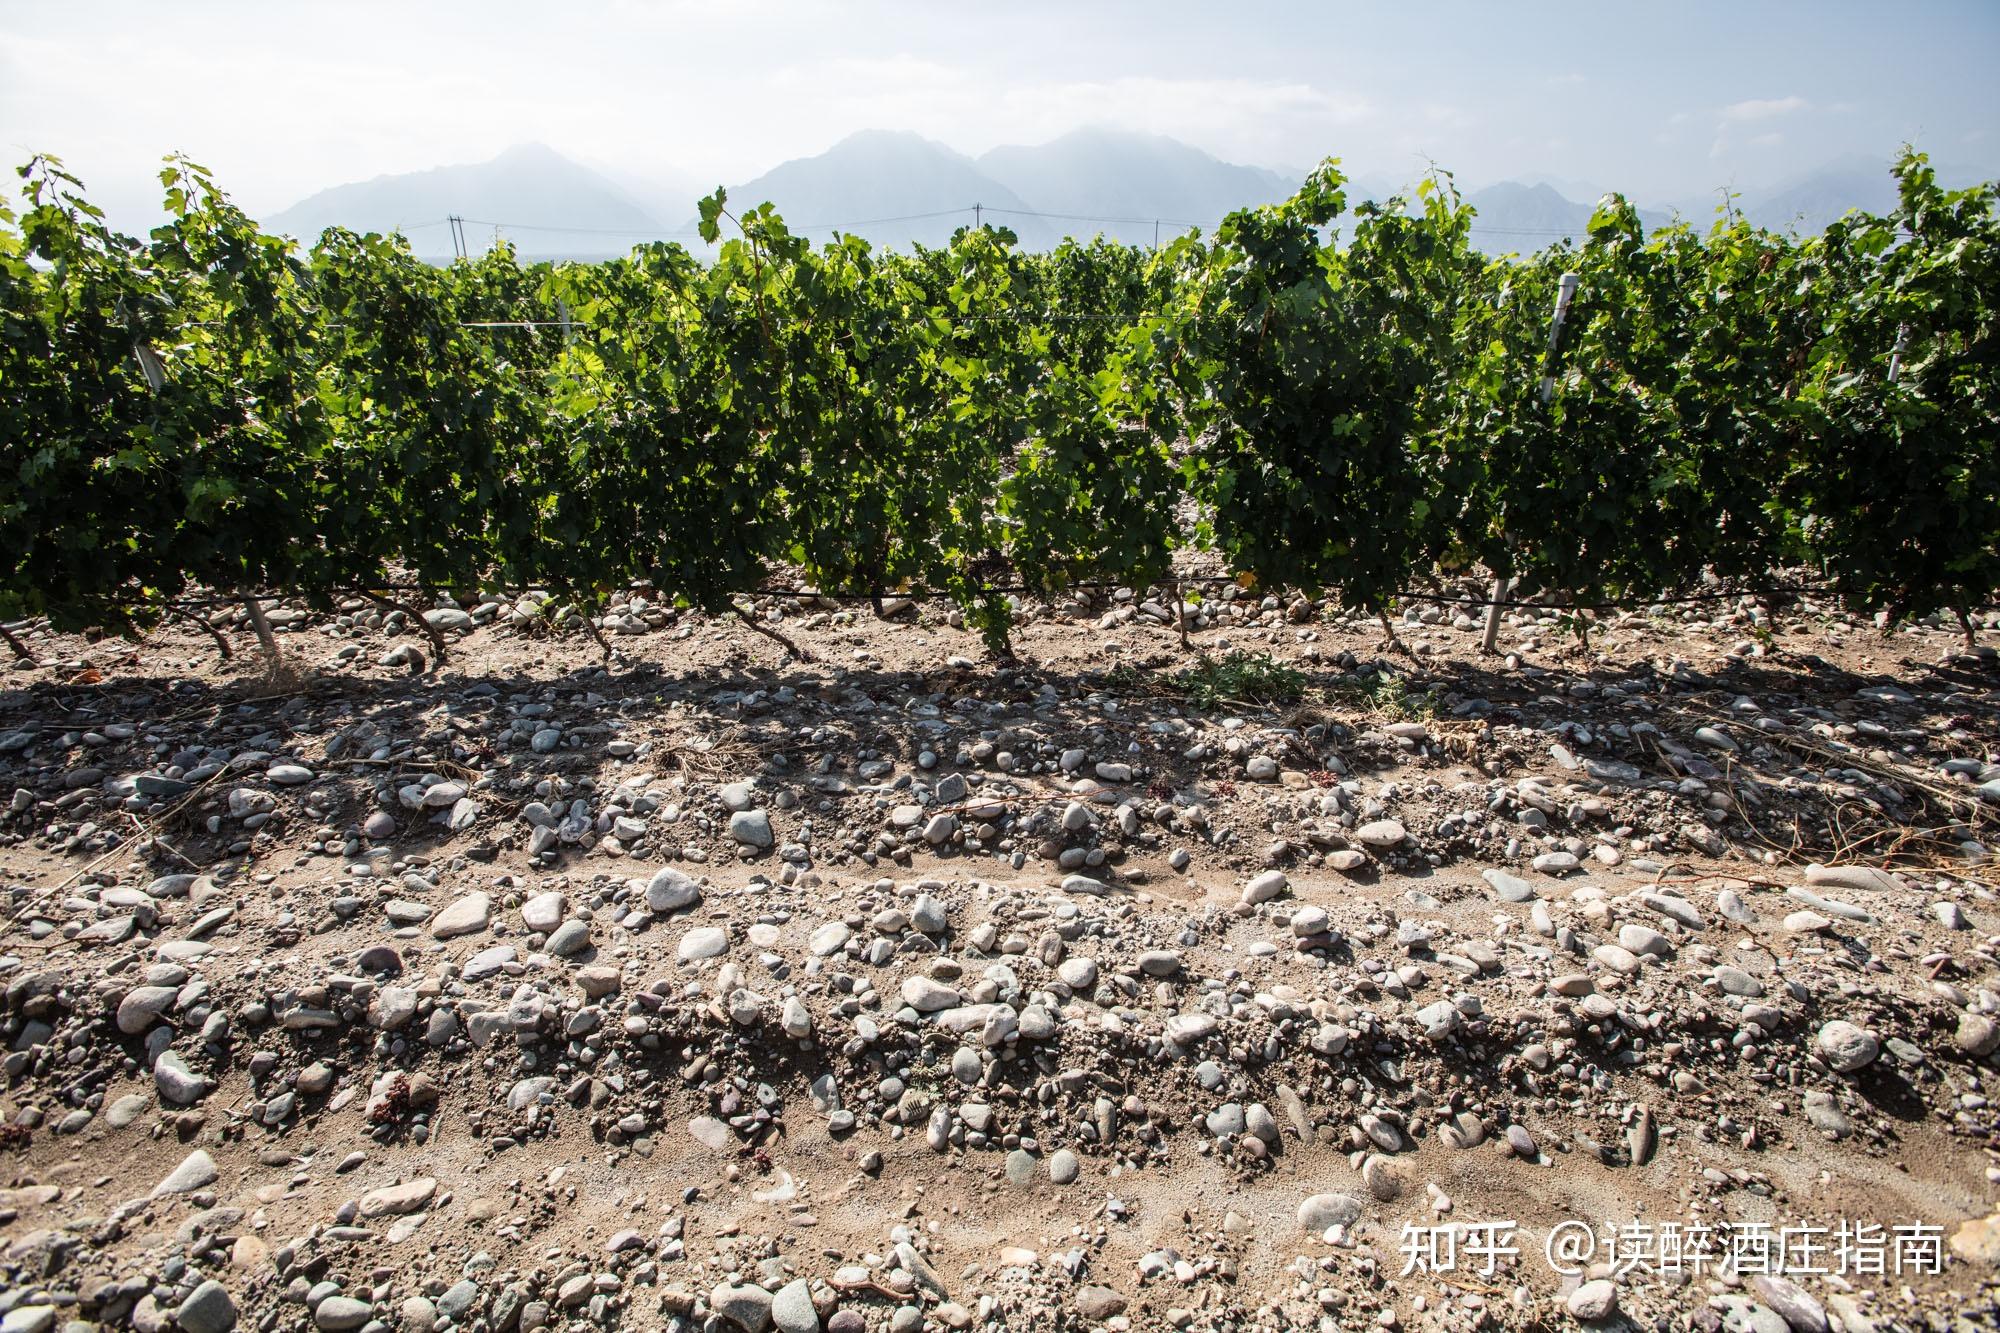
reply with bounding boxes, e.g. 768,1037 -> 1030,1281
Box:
1,150 -> 1994,659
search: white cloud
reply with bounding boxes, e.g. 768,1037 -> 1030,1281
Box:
991,76 -> 1374,159
1720,95 -> 1808,123
1710,96 -> 1809,161
728,67 -> 1377,171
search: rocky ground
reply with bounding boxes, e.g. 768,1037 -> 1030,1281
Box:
0,580 -> 1998,1333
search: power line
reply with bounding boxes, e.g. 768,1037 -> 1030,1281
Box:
444,205 -> 1229,242
355,213 -> 1592,247
1466,224 -> 1592,236
419,198 -> 1614,254
456,217 -> 704,239
982,205 -> 1212,229
793,207 -> 972,230
452,206 -> 980,241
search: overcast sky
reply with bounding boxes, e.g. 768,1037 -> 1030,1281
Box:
3,0 -> 1995,225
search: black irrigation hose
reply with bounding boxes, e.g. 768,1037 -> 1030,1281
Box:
735,580 -> 1826,611
36,577 -> 1858,620
1397,585 -> 1815,611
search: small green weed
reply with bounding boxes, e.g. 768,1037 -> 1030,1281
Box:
1330,672 -> 1437,720
1174,652 -> 1307,710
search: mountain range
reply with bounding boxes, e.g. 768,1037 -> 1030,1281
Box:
695,130 -> 1052,250
1458,181 -> 1675,252
263,132 -> 1953,260
978,128 -> 1297,246
1733,155 -> 1904,234
266,143 -> 660,257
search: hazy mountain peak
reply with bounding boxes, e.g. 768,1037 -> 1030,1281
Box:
1462,179 -> 1673,251
487,141 -> 570,168
267,143 -> 662,254
977,130 -> 1297,244
1742,157 -> 1903,234
1030,125 -> 1207,155
1482,181 -> 1570,202
828,127 -> 960,153
700,130 -> 1048,248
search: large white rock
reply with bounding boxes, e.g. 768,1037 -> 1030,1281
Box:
901,976 -> 961,1013
728,810 -> 774,848
677,927 -> 728,961
1804,863 -> 1908,893
359,1177 -> 437,1218
1240,870 -> 1288,905
1354,820 -> 1407,848
153,1149 -> 217,1197
646,867 -> 703,914
1297,1192 -> 1362,1233
1816,1020 -> 1879,1073
521,891 -> 566,933
430,893 -> 491,940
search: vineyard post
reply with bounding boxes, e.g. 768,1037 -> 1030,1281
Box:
1482,270 -> 1581,654
241,594 -> 281,666
1538,271 -> 1581,405
131,342 -> 166,393
117,295 -> 166,393
1478,578 -> 1511,654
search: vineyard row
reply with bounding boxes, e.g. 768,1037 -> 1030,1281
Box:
1,151 -> 1995,660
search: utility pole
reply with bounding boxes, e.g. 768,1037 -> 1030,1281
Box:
447,215 -> 467,261
1153,218 -> 1160,249
973,202 -> 982,230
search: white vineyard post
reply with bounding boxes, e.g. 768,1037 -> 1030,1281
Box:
1539,271 -> 1582,406
1479,575 -> 1512,655
132,343 -> 166,393
118,296 -> 166,393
